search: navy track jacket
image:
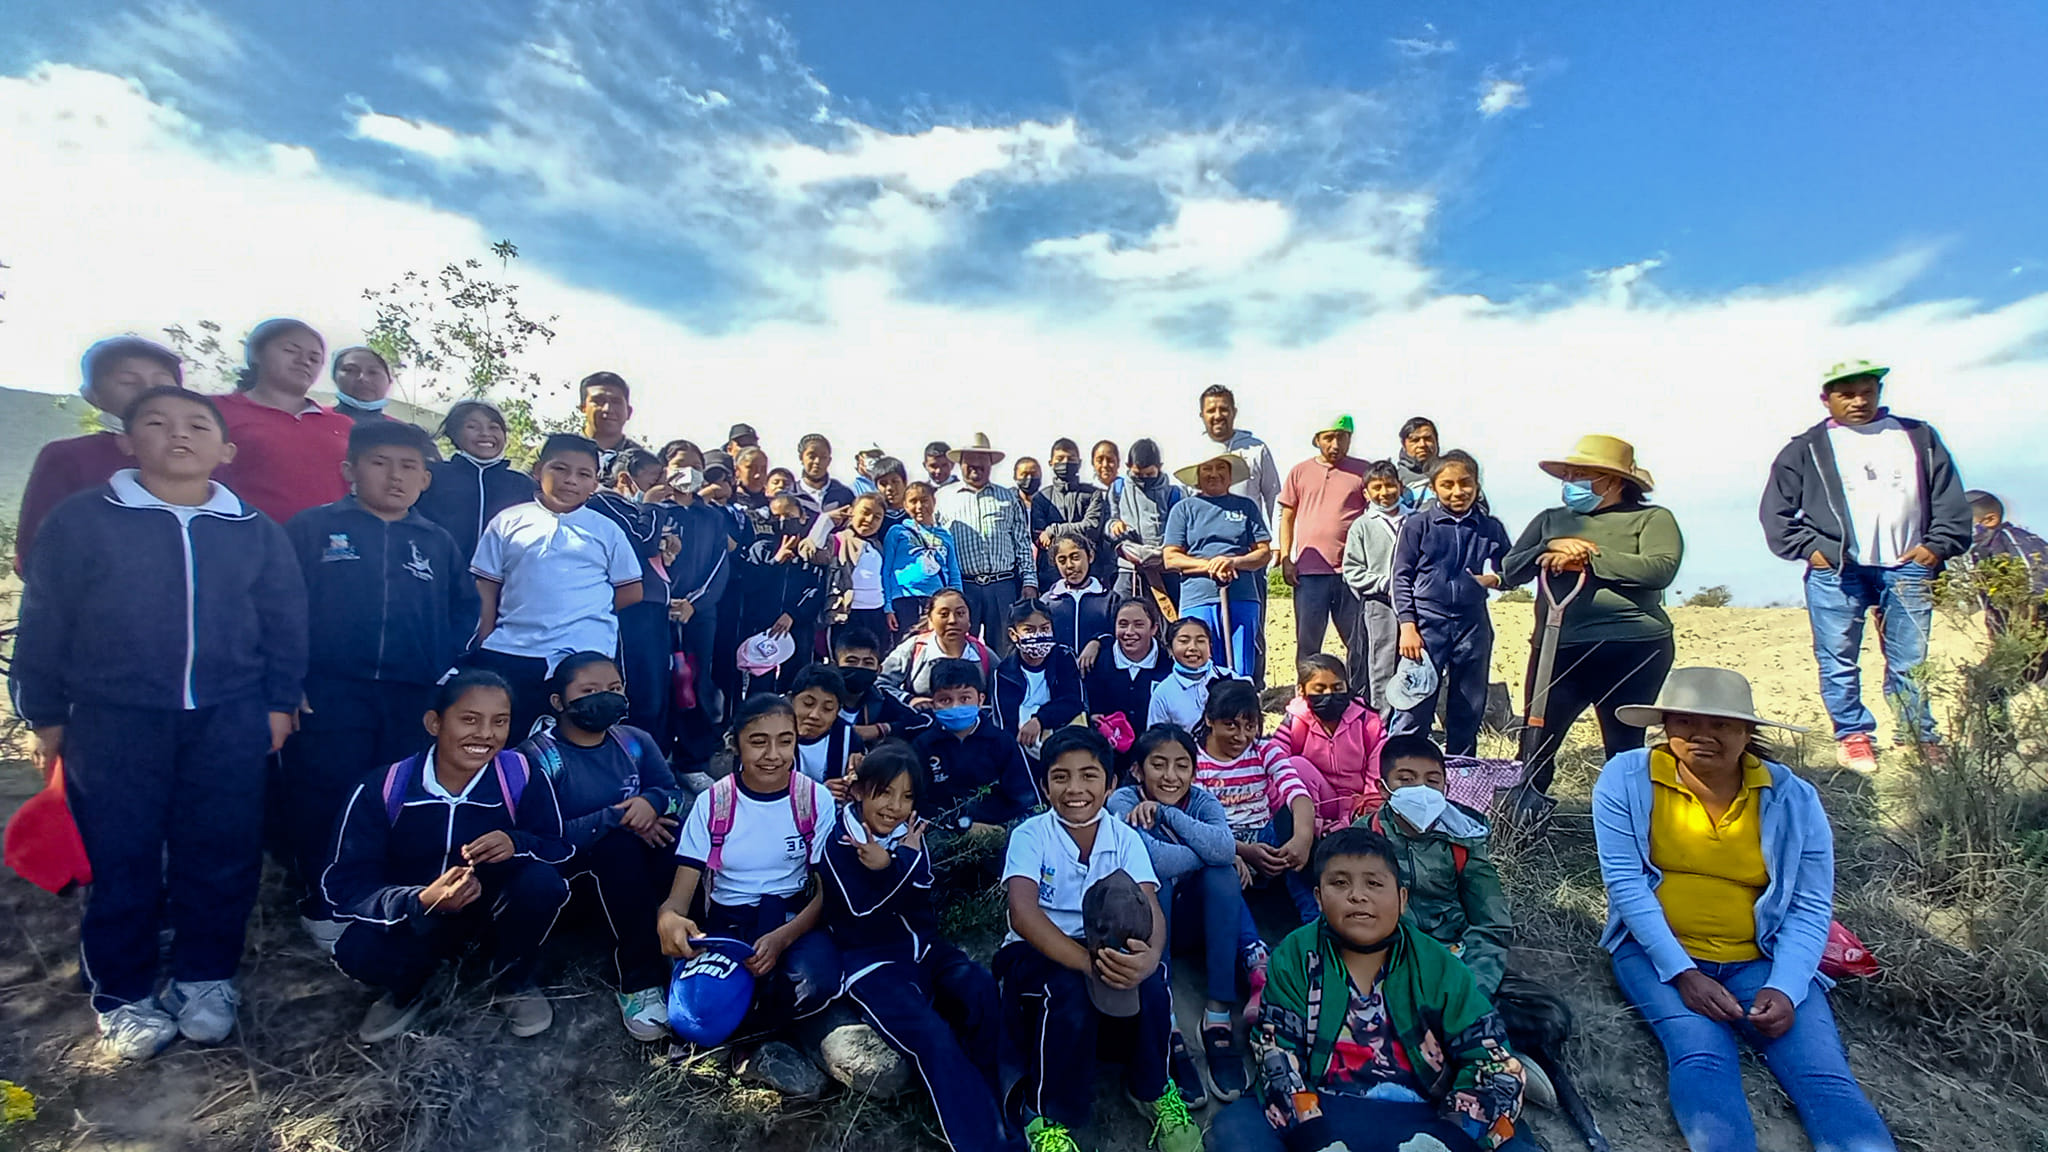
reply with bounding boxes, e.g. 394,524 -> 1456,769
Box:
286,498 -> 479,686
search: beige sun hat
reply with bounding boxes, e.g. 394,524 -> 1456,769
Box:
1538,434 -> 1655,492
946,432 -> 1005,465
1615,667 -> 1807,732
1173,450 -> 1252,488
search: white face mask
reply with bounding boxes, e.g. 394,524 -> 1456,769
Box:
338,393 -> 391,412
1386,786 -> 1448,832
1055,807 -> 1105,830
457,448 -> 505,466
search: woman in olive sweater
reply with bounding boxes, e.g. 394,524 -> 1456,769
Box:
1503,436 -> 1683,795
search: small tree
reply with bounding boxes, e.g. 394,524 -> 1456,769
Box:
1685,585 -> 1734,608
161,319 -> 241,392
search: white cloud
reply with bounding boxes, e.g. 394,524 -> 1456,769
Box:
350,108 -> 470,163
1477,77 -> 1528,117
1391,26 -> 1457,57
78,0 -> 245,102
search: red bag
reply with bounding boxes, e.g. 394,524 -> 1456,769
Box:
1818,920 -> 1879,979
4,760 -> 92,894
671,651 -> 698,712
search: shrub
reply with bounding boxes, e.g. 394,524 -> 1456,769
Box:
1268,565 -> 1292,599
1684,585 -> 1733,608
1496,586 -> 1534,605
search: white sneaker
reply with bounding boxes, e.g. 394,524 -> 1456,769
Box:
161,979 -> 240,1044
98,1000 -> 179,1062
502,990 -> 553,1038
1520,1053 -> 1559,1110
358,994 -> 424,1043
618,987 -> 669,1041
300,915 -> 347,956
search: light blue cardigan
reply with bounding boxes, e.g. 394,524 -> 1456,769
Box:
1593,747 -> 1837,1005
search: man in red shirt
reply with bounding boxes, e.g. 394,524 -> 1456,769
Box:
213,318 -> 353,523
1277,414 -> 1369,675
15,337 -> 184,573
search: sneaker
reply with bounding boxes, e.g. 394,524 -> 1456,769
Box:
1836,733 -> 1878,776
358,994 -> 424,1043
161,979 -> 239,1044
1167,1032 -> 1208,1110
501,990 -> 553,1038
1200,1022 -> 1247,1103
618,987 -> 669,1041
1024,1116 -> 1083,1152
1141,1086 -> 1202,1152
1243,943 -> 1270,1025
299,915 -> 346,956
97,1000 -> 179,1063
1519,1052 -> 1558,1110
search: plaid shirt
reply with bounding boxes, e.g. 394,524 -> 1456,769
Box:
936,481 -> 1033,581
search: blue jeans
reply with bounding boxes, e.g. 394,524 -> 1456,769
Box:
1804,560 -> 1937,741
1611,939 -> 1895,1152
1161,863 -> 1262,1005
1183,598 -> 1263,680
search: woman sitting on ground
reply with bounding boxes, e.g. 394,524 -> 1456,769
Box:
1593,667 -> 1895,1152
877,587 -> 996,707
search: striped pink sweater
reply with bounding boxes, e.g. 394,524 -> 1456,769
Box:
1195,740 -> 1312,838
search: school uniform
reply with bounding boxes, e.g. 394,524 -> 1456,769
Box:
1147,663 -> 1235,732
467,500 -> 642,738
673,773 -> 841,1028
664,498 -> 737,748
325,751 -> 574,1004
831,530 -> 892,645
416,454 -> 537,565
1084,641 -> 1171,730
1042,578 -> 1113,657
911,715 -> 1042,828
1029,477 -> 1108,591
796,717 -> 866,784
822,805 -> 1016,1152
1390,504 -> 1510,756
738,536 -> 830,690
794,475 -> 858,517
989,647 -> 1086,745
282,498 -> 479,919
519,724 -> 680,992
994,812 -> 1170,1133
14,472 -> 307,1013
588,490 -> 677,743
841,678 -> 933,742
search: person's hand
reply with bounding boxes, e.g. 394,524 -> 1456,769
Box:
294,693 -> 313,732
615,796 -> 659,833
657,906 -> 703,958
1537,550 -> 1587,574
746,925 -> 791,976
901,817 -> 929,852
775,538 -> 800,563
1809,550 -> 1832,571
849,833 -> 893,871
1280,556 -> 1298,587
1234,856 -> 1255,888
1240,840 -> 1290,876
659,532 -> 683,565
1077,639 -> 1101,674
1747,988 -> 1796,1038
1017,717 -> 1044,748
1095,937 -> 1160,989
885,611 -> 899,633
669,598 -> 696,624
28,725 -> 63,780
1039,527 -> 1056,548
825,775 -> 851,803
420,866 -> 481,914
769,613 -> 794,637
1398,622 -> 1425,661
1549,537 -> 1599,559
268,711 -> 295,753
636,817 -> 678,849
1107,519 -> 1131,540
461,830 -> 514,865
829,506 -> 852,526
1902,545 -> 1941,569
910,696 -> 934,712
1674,969 -> 1746,1023
1279,832 -> 1313,871
1126,799 -> 1160,829
1474,572 -> 1501,590
1021,584 -> 1039,600
1206,556 -> 1234,582
642,483 -> 675,505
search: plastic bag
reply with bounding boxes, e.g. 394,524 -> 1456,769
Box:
1818,920 -> 1880,979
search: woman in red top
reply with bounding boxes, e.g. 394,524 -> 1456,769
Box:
212,318 -> 352,523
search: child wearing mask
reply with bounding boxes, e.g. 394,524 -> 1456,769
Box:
469,434 -> 644,737
1043,530 -> 1115,670
1148,617 -> 1235,731
909,659 -> 1042,832
833,626 -> 930,744
739,494 -> 831,691
588,448 -> 682,747
1106,438 -> 1183,606
1195,680 -> 1319,924
1271,654 -> 1389,829
1391,455 -> 1509,756
1340,460 -> 1407,716
992,598 -> 1087,757
417,400 -> 537,564
822,742 -> 1018,1152
516,652 -> 681,1040
1030,438 -> 1108,593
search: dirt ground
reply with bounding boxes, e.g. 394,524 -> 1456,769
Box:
1,600 -> 2042,1151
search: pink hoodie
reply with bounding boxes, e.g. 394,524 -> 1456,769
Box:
1272,696 -> 1388,829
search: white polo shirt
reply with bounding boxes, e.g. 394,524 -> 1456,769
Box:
472,502 -> 641,668
673,776 -> 836,907
1001,811 -> 1158,943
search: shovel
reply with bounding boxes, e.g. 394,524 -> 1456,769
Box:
1507,567 -> 1587,823
1216,586 -> 1235,675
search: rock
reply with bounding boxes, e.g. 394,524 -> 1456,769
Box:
796,1003 -> 913,1099
739,1039 -> 828,1099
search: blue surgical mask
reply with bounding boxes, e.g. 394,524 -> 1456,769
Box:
1174,659 -> 1213,682
338,393 -> 391,413
934,704 -> 980,732
1561,480 -> 1601,513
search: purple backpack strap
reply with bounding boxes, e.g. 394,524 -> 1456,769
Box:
705,775 -> 738,874
493,751 -> 530,824
381,761 -> 410,826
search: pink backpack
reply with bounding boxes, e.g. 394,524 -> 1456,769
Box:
704,771 -> 820,885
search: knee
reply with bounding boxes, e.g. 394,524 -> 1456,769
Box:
498,859 -> 570,911
1208,1098 -> 1284,1152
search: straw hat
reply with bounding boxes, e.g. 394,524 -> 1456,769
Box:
1614,667 -> 1807,732
947,432 -> 1005,464
1538,434 -> 1655,492
1173,450 -> 1252,488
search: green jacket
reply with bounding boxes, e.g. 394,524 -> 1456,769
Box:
1367,804 -> 1512,996
1253,919 -> 1525,1149
1502,502 -> 1682,643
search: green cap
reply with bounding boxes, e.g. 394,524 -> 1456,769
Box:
1822,359 -> 1889,388
1317,414 -> 1356,436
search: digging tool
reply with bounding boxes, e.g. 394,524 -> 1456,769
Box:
1507,567 -> 1587,825
1216,585 -> 1235,674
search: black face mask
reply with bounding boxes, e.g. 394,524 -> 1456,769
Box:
1136,473 -> 1168,495
778,517 -> 810,537
1307,693 -> 1351,723
1017,476 -> 1041,496
563,690 -> 629,732
838,666 -> 878,700
1051,460 -> 1081,484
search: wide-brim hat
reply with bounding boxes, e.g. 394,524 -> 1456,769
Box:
1615,667 -> 1807,732
1822,359 -> 1889,389
947,432 -> 1005,464
1173,450 -> 1252,488
1539,434 -> 1655,492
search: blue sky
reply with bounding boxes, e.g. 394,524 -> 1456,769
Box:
2,0 -> 2045,600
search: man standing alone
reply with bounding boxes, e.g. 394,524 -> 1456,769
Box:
1279,414 -> 1369,673
1761,359 -> 1972,773
936,433 -> 1036,653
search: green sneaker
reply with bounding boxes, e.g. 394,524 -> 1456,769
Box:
1024,1116 -> 1083,1152
1146,1087 -> 1202,1152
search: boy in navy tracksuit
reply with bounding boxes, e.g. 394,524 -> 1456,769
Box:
833,625 -> 930,744
909,658 -> 1042,834
821,743 -> 1019,1152
989,598 -> 1087,755
589,449 -> 679,746
1390,456 -> 1509,756
14,387 -> 307,1061
284,422 -> 478,943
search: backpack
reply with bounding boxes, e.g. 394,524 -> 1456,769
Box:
383,750 -> 532,826
1368,807 -> 1468,874
704,770 -> 820,879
